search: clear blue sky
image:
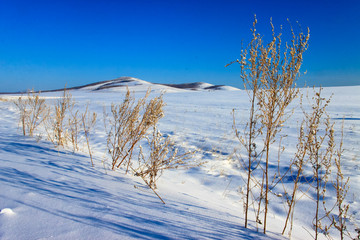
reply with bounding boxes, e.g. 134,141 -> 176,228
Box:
0,0 -> 359,92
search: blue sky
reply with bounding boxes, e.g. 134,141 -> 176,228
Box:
0,0 -> 359,92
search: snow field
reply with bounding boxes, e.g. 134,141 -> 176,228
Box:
0,83 -> 359,239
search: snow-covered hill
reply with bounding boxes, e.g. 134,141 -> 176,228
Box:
38,77 -> 241,93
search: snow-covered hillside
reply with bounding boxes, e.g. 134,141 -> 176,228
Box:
0,81 -> 359,240
36,77 -> 241,93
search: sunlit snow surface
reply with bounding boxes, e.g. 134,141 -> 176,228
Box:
0,80 -> 359,240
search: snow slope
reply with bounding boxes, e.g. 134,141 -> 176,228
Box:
36,77 -> 241,93
0,82 -> 359,240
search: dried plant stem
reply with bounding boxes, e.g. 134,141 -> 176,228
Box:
133,126 -> 198,204
297,88 -> 333,239
325,121 -> 351,240
46,87 -> 74,147
82,104 -> 97,167
256,19 -> 309,234
135,126 -> 198,188
228,16 -> 263,229
228,15 -> 309,234
144,178 -> 166,204
105,88 -> 165,172
69,110 -> 80,152
14,90 -> 49,137
282,120 -> 308,236
131,165 -> 166,204
256,172 -> 265,227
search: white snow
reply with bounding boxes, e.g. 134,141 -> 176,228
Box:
0,208 -> 15,216
0,82 -> 359,240
75,77 -> 241,93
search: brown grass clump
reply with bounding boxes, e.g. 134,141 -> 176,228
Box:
135,126 -> 197,187
132,126 -> 198,204
13,86 -> 99,167
105,88 -> 200,204
14,91 -> 49,137
45,87 -> 74,147
105,88 -> 165,172
0,97 -> 9,102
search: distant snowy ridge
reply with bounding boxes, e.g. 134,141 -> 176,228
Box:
0,77 -> 241,94
158,82 -> 240,91
12,77 -> 239,93
79,77 -> 151,91
77,77 -> 241,92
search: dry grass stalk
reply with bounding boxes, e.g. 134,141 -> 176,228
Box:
46,87 -> 74,147
227,15 -> 309,233
323,121 -> 351,240
68,109 -> 81,152
81,104 -> 97,167
281,90 -> 328,237
232,107 -> 264,228
227,16 -> 264,228
256,19 -> 309,234
135,126 -> 197,189
105,88 -> 165,172
0,97 -> 9,102
133,126 -> 198,204
280,89 -> 353,239
14,91 -> 49,137
331,133 -> 350,240
299,88 -> 333,239
281,119 -> 309,237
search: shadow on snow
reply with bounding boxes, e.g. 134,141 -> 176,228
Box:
0,133 -> 280,240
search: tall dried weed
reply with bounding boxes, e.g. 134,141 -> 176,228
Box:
228,15 -> 310,233
105,88 -> 165,171
45,87 -> 74,147
135,126 -> 197,186
82,104 -> 97,167
14,91 -> 49,137
131,126 -> 197,203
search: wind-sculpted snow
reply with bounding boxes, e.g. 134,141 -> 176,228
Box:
0,121 -> 278,240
